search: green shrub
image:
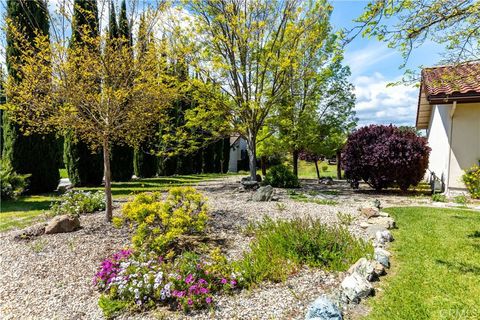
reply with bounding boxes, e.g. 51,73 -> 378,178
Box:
431,193 -> 446,202
263,164 -> 299,188
121,187 -> 208,253
50,190 -> 105,216
321,164 -> 329,172
98,295 -> 131,319
236,217 -> 372,286
0,161 -> 30,200
453,194 -> 468,206
462,165 -> 480,199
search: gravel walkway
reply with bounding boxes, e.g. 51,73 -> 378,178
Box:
0,176 -> 375,320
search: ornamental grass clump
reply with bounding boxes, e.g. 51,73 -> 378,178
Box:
237,217 -> 372,286
463,165 -> 480,199
120,187 -> 208,254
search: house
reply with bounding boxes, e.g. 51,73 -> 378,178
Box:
228,135 -> 249,172
416,62 -> 480,194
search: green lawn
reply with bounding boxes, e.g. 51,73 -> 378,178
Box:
367,207 -> 480,320
297,160 -> 339,179
0,195 -> 55,231
0,173 -> 234,232
78,173 -> 233,198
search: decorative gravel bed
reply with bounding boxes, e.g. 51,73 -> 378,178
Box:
0,177 -> 372,320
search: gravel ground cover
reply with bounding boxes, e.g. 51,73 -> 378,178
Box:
0,176 -> 402,320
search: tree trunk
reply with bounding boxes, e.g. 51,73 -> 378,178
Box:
292,149 -> 299,177
314,160 -> 320,180
246,133 -> 257,181
261,156 -> 267,176
336,150 -> 342,180
103,139 -> 113,222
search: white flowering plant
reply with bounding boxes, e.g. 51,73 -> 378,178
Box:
94,249 -> 240,315
50,190 -> 105,216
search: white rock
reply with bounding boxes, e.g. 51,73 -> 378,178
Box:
347,258 -> 376,282
375,230 -> 394,244
374,248 -> 391,268
340,272 -> 374,304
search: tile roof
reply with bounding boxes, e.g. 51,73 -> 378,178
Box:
422,62 -> 480,96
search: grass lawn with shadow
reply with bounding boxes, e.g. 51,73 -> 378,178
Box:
77,173 -> 234,198
0,195 -> 56,232
367,206 -> 480,320
0,173 -> 235,232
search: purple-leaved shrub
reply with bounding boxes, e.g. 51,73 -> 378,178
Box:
342,125 -> 430,191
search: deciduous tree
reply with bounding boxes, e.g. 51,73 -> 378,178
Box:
3,0 -> 60,194
5,12 -> 176,221
185,0 -> 336,181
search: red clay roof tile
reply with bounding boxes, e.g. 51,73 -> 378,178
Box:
422,62 -> 480,96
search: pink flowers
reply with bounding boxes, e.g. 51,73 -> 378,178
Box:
93,248 -> 133,288
205,297 -> 212,304
220,278 -> 227,284
185,274 -> 194,284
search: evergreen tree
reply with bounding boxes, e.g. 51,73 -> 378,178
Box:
108,1 -> 118,40
133,14 -> 157,178
109,0 -> 134,181
64,0 -> 103,186
3,0 -> 59,193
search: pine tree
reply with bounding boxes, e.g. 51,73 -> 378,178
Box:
133,14 -> 157,178
3,0 -> 60,193
109,0 -> 134,181
64,0 -> 103,187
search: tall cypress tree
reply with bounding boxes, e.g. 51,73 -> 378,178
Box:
3,0 -> 60,193
133,14 -> 157,178
109,0 -> 134,181
64,0 -> 104,187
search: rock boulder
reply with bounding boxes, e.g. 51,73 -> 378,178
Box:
45,215 -> 80,234
340,272 -> 374,304
252,185 -> 274,202
305,296 -> 342,320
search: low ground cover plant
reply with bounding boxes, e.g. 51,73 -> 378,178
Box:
288,190 -> 338,206
50,190 -> 105,216
431,193 -> 446,202
94,248 -> 239,317
462,165 -> 480,199
343,125 -> 430,191
95,188 -> 371,317
263,164 -> 299,188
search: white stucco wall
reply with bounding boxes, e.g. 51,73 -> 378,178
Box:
426,104 -> 452,185
427,102 -> 480,192
448,103 -> 480,189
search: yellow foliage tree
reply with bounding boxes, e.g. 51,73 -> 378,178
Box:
4,25 -> 178,221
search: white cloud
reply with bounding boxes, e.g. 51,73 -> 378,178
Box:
352,72 -> 419,127
344,44 -> 396,75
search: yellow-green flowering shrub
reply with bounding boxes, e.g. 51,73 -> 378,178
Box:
122,187 -> 208,253
462,165 -> 480,199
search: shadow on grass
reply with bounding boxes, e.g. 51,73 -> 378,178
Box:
0,197 -> 55,213
467,231 -> 480,238
436,259 -> 480,276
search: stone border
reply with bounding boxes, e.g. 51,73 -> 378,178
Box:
305,206 -> 396,319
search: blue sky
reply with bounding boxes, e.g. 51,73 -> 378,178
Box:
0,0 -> 445,128
330,0 -> 444,127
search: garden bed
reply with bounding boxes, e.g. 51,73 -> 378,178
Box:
0,177 -> 384,319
